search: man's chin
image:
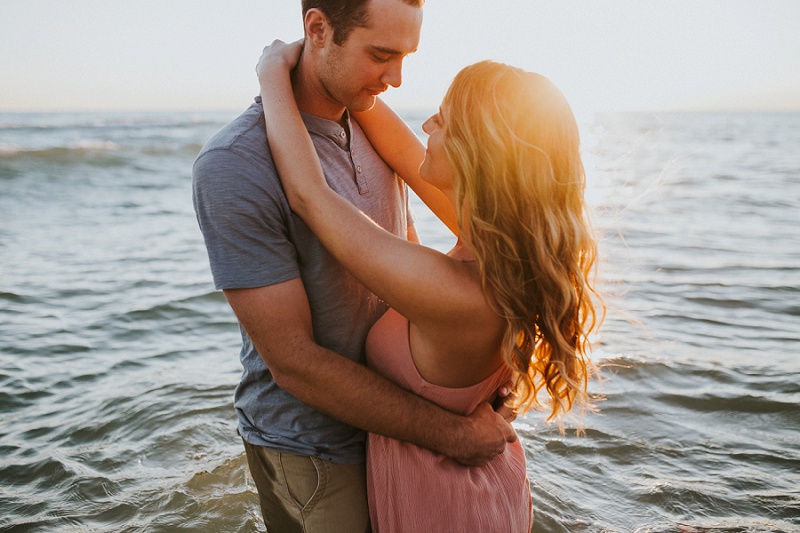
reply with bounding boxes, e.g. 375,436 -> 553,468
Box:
348,95 -> 378,113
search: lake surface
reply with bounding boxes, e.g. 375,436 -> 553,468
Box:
1,108 -> 798,531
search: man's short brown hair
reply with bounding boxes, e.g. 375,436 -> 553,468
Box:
302,0 -> 423,45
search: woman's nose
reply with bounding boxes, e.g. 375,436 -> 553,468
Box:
422,116 -> 434,134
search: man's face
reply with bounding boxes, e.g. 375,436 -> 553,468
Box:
318,0 -> 422,112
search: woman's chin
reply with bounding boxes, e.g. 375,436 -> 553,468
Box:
419,161 -> 432,183
419,165 -> 451,193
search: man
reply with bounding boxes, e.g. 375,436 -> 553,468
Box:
192,0 -> 515,530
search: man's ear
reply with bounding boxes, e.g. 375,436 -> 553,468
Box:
304,8 -> 330,48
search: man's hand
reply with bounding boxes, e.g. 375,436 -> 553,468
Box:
448,402 -> 518,467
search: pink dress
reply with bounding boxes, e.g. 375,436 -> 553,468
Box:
365,308 -> 533,532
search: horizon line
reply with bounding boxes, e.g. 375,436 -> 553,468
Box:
2,106 -> 800,115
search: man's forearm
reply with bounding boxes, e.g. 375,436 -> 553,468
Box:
270,339 -> 469,456
225,283 -> 512,466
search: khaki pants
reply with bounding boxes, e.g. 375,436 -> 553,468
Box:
242,439 -> 370,533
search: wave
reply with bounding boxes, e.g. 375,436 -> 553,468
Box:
0,141 -> 121,155
0,112 -> 232,132
0,142 -> 130,169
0,417 -> 251,532
525,356 -> 800,532
654,391 -> 800,415
0,141 -> 203,168
112,291 -> 227,322
0,291 -> 35,305
0,111 -> 230,170
601,357 -> 800,390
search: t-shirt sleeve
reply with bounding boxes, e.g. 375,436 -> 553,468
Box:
192,148 -> 299,290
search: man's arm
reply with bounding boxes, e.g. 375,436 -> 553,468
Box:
224,278 -> 515,466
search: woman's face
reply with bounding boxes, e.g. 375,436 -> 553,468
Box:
419,106 -> 457,192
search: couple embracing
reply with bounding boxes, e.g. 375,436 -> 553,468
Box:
193,0 -> 602,531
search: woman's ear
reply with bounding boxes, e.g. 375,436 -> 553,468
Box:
303,8 -> 330,48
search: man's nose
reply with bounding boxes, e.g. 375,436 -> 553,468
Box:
382,61 -> 403,89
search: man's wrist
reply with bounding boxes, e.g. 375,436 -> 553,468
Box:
428,410 -> 472,460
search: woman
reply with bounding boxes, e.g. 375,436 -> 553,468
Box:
257,41 -> 602,532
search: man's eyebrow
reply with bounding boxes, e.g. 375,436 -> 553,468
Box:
370,45 -> 416,56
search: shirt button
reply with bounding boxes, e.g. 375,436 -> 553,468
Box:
357,165 -> 362,173
340,131 -> 346,138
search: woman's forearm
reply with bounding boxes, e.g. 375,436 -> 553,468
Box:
258,66 -> 328,217
354,101 -> 459,235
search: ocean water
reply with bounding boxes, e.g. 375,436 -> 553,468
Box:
1,108 -> 798,532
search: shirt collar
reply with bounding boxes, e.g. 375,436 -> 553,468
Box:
255,95 -> 351,150
300,109 -> 351,150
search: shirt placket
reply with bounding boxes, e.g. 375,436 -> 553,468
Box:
335,124 -> 368,195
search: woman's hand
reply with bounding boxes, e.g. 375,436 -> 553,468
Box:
493,383 -> 518,424
256,39 -> 303,84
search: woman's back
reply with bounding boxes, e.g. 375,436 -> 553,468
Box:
405,254 -> 507,388
366,308 -> 532,532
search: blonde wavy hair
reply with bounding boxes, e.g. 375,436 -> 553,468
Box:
442,60 -> 603,422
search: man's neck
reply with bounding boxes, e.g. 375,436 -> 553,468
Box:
292,55 -> 346,123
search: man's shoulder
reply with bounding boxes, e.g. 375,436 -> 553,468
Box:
192,99 -> 284,202
196,99 -> 272,168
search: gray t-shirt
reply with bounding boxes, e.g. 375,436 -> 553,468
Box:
192,96 -> 411,463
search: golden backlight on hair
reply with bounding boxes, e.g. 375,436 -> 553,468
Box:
443,60 -> 604,424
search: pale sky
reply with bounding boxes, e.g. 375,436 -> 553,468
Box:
2,0 -> 799,115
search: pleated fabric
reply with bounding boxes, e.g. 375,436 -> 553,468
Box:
365,309 -> 533,532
